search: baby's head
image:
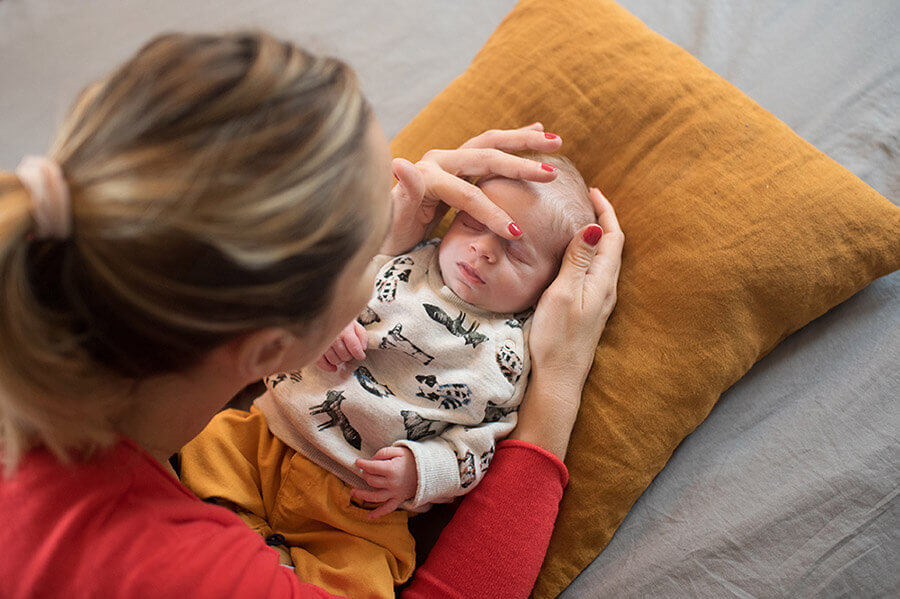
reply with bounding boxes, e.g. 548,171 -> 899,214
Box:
438,152 -> 594,313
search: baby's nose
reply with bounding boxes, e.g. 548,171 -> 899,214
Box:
470,235 -> 499,263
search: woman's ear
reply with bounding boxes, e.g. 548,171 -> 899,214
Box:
232,328 -> 294,384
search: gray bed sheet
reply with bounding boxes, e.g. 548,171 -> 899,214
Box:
1,1 -> 897,597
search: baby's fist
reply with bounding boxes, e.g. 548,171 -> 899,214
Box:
316,320 -> 368,372
352,447 -> 418,519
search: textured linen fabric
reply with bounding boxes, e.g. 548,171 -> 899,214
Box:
388,0 -> 900,596
256,241 -> 529,509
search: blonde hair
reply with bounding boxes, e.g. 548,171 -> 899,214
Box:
501,151 -> 594,261
0,32 -> 376,473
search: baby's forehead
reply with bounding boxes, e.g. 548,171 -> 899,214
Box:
478,177 -> 571,252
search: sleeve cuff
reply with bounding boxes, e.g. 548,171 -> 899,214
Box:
496,439 -> 569,488
394,439 -> 461,508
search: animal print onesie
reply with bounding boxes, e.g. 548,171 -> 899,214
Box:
256,240 -> 531,508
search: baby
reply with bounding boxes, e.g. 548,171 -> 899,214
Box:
181,152 -> 594,596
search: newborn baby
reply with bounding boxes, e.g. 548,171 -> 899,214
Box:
259,152 -> 595,513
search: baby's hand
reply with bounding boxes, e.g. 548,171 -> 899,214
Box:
351,447 -> 418,519
316,320 -> 368,372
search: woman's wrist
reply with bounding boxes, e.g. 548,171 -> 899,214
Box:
509,369 -> 584,461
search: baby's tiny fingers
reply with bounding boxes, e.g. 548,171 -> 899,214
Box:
359,472 -> 391,490
332,339 -> 353,363
344,333 -> 366,361
368,499 -> 401,520
351,487 -> 394,503
356,458 -> 396,477
315,356 -> 337,372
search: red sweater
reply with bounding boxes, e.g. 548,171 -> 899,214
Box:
0,437 -> 566,598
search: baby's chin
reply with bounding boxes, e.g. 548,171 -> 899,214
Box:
449,278 -> 534,314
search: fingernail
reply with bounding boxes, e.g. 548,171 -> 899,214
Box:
541,163 -> 557,172
508,222 -> 523,237
544,132 -> 559,140
583,225 -> 603,245
530,121 -> 543,128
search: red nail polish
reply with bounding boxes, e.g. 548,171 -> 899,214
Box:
583,225 -> 603,245
544,132 -> 558,140
541,163 -> 557,172
508,222 -> 522,236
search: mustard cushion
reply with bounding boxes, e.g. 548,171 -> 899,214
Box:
389,0 -> 900,596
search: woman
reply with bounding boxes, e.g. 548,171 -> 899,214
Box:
0,32 -> 623,598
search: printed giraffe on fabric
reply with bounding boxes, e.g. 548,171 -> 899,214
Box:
379,324 -> 435,365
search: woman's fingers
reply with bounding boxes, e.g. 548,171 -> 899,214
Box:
421,166 -> 523,240
586,188 -> 625,297
457,123 -> 563,153
422,147 -> 558,182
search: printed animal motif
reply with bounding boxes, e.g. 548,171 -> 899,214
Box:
495,342 -> 524,384
309,390 -> 362,450
458,451 -> 476,488
423,304 -> 489,348
401,410 -> 440,441
379,324 -> 434,365
504,308 -> 534,329
375,256 -> 413,303
353,366 -> 394,398
483,401 -> 518,423
266,371 -> 303,389
415,374 -> 473,409
480,446 -> 495,471
357,306 -> 381,327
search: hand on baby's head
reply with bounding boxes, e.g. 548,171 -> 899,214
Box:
438,153 -> 594,314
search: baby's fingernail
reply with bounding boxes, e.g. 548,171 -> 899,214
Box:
544,132 -> 559,140
508,222 -> 523,237
541,163 -> 557,172
583,225 -> 603,245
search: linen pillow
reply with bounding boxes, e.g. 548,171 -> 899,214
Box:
389,0 -> 900,596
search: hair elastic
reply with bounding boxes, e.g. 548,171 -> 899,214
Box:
15,155 -> 72,240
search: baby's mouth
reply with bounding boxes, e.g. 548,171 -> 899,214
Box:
457,262 -> 485,285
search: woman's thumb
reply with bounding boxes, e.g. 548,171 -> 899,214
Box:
561,224 -> 603,276
392,158 -> 420,193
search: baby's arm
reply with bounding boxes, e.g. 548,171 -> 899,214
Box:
392,410 -> 519,510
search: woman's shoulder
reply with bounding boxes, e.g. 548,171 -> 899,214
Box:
0,438 -> 310,597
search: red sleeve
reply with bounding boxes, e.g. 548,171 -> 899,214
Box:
402,439 -> 568,599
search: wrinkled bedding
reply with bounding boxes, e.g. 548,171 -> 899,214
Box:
1,1 -> 896,597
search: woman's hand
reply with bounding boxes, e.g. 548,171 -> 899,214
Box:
381,123 -> 563,255
510,188 -> 624,460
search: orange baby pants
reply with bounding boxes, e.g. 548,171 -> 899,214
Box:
179,407 -> 415,599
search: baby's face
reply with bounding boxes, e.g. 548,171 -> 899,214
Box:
438,177 -> 568,313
